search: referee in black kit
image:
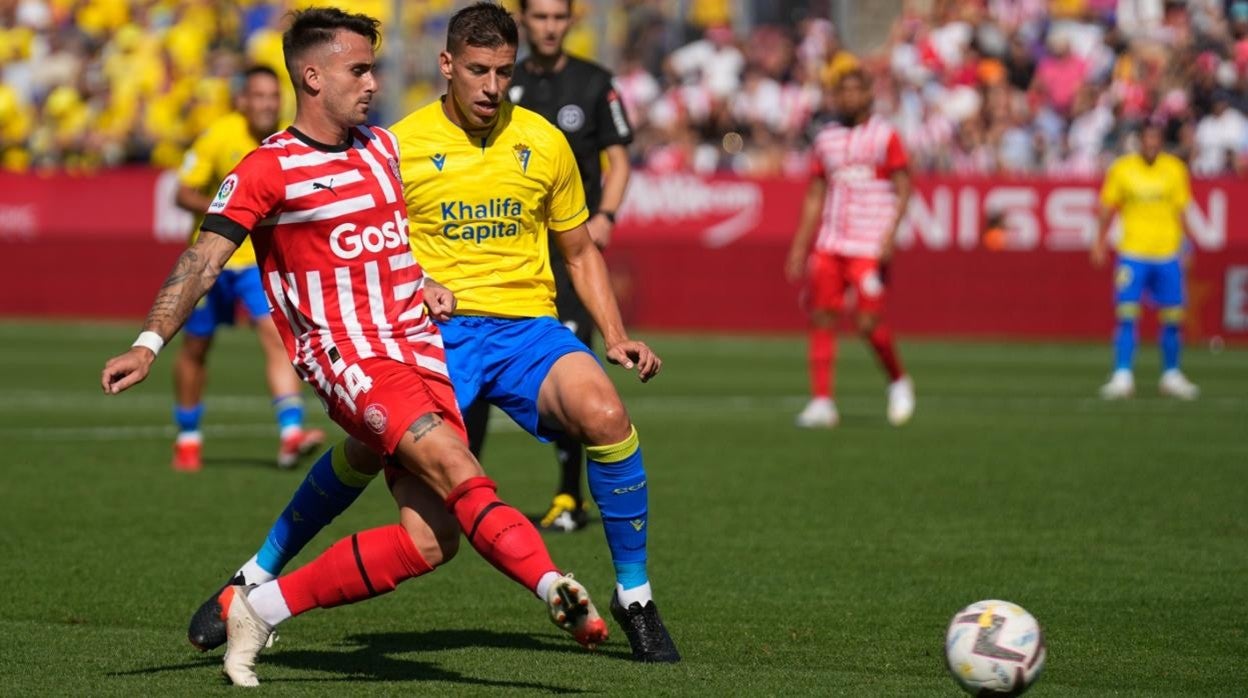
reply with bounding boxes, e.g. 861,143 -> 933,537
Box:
460,0 -> 634,532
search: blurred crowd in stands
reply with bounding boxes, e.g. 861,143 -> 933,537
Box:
4,0 -> 1248,177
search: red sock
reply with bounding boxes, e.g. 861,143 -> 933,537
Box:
278,524 -> 432,617
867,324 -> 904,381
809,327 -> 836,398
445,476 -> 556,593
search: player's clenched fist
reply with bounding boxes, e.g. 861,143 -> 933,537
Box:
423,278 -> 457,321
102,347 -> 156,394
606,340 -> 661,382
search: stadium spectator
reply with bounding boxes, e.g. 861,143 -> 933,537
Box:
12,1 -> 1248,176
1191,88 -> 1248,174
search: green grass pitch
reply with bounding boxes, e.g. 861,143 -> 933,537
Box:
0,320 -> 1244,695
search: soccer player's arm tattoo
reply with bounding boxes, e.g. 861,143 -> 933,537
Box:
142,232 -> 237,342
406,413 -> 444,442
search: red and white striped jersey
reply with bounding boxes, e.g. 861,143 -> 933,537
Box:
810,115 -> 909,259
201,126 -> 444,398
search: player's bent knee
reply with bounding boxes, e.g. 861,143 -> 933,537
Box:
577,399 -> 632,447
401,516 -> 460,567
395,476 -> 463,567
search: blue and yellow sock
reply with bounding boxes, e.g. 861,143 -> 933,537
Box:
273,393 -> 305,436
1113,308 -> 1138,372
174,403 -> 204,437
253,441 -> 377,577
586,425 -> 651,605
1160,324 -> 1181,372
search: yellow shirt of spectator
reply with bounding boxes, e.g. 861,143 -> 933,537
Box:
391,100 -> 589,319
1099,152 -> 1191,260
178,112 -> 261,269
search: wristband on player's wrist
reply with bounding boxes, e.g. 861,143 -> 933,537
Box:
132,331 -> 165,356
599,210 -> 616,225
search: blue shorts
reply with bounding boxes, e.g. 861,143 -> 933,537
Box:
1114,256 -> 1184,312
436,315 -> 594,442
184,267 -> 271,338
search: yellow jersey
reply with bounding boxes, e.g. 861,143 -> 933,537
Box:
178,112 -> 261,269
391,100 -> 589,318
1100,152 -> 1191,260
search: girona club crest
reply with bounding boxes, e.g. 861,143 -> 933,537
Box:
363,403 -> 388,434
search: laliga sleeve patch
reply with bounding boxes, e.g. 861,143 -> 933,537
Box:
208,174 -> 239,213
364,403 -> 389,435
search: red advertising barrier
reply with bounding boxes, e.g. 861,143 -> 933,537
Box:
607,173 -> 1248,341
3,168 -> 1247,341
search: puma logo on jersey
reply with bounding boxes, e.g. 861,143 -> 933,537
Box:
430,153 -> 446,171
312,179 -> 337,195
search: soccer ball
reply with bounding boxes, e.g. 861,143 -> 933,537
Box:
944,600 -> 1046,696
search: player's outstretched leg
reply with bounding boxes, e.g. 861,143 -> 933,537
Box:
188,440 -> 381,651
441,474 -> 607,649
219,522 -> 440,685
398,413 -> 607,650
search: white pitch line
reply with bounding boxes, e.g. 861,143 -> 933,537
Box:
3,392 -> 1242,442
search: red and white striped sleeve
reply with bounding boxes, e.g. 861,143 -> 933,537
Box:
201,149 -> 284,244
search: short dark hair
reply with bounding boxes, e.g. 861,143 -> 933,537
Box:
447,2 -> 518,52
518,0 -> 573,12
282,7 -> 381,83
243,65 -> 279,83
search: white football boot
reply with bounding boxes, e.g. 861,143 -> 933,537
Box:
1099,369 -> 1135,400
221,585 -> 274,687
546,574 -> 608,650
795,397 -> 839,428
886,376 -> 915,426
1159,369 -> 1199,400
